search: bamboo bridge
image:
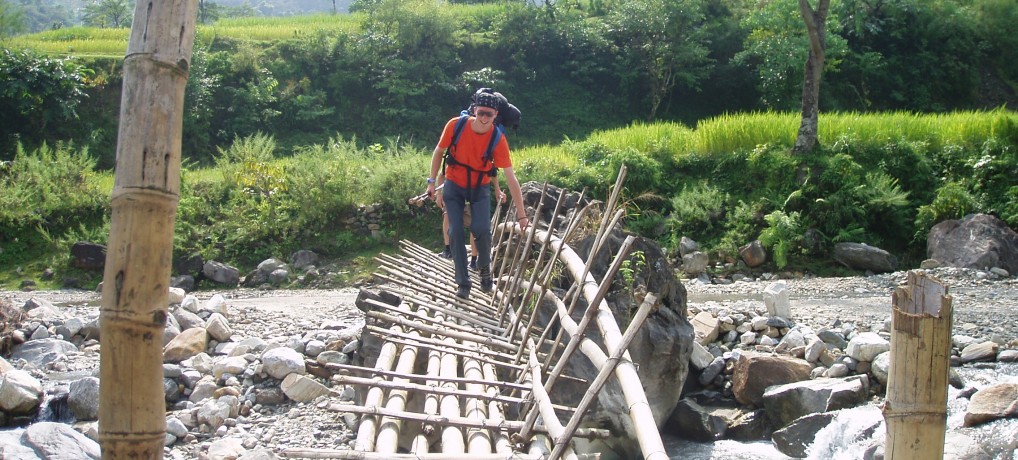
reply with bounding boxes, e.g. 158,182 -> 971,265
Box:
282,169 -> 669,460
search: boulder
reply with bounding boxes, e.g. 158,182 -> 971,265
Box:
664,398 -> 727,442
739,240 -> 767,268
927,213 -> 1018,274
963,383 -> 1018,427
833,242 -> 897,273
0,369 -> 44,414
163,328 -> 208,363
771,412 -> 835,458
68,377 -> 100,421
11,338 -> 79,368
203,261 -> 240,287
731,352 -> 813,407
70,242 -> 106,270
761,375 -> 870,428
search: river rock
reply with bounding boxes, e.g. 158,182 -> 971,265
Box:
664,398 -> 727,442
963,383 -> 1018,427
11,338 -> 79,368
833,242 -> 897,273
163,327 -> 209,363
206,312 -> 233,342
762,375 -> 870,427
845,332 -> 889,362
928,213 -> 1018,274
960,341 -> 999,363
0,369 -> 43,415
731,352 -> 813,407
261,347 -> 306,379
68,377 -> 100,421
70,242 -> 106,270
763,281 -> 790,318
204,261 -> 241,287
23,421 -> 101,459
771,411 -> 836,458
739,240 -> 767,268
281,373 -> 330,402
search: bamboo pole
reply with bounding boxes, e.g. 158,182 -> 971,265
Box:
464,350 -> 493,453
354,329 -> 401,452
325,363 -> 531,393
326,403 -> 611,439
549,293 -> 658,460
279,449 -> 601,459
440,318 -> 465,453
884,271 -> 952,460
376,304 -> 420,454
99,1 -> 197,458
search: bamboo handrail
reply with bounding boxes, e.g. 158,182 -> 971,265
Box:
549,293 -> 658,460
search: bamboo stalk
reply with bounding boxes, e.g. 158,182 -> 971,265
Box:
99,1 -> 197,458
325,363 -> 531,393
365,326 -> 527,371
883,271 -> 952,460
354,328 -> 401,452
376,304 -> 421,454
326,404 -> 611,439
279,449 -> 601,459
440,318 -> 465,453
549,294 -> 658,460
366,310 -> 517,352
464,351 -> 493,453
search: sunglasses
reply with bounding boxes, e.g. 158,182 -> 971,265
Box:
476,109 -> 496,119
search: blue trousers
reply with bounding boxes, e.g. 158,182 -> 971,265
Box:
443,180 -> 491,290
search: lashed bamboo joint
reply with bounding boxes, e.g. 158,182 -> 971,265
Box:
282,169 -> 667,459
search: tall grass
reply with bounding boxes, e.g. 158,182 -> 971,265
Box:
5,14 -> 365,57
202,13 -> 363,42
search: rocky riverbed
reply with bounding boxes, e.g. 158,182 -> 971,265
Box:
1,266 -> 1017,459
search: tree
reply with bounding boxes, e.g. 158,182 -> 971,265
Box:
82,0 -> 133,28
793,0 -> 830,154
0,49 -> 93,157
606,0 -> 713,120
0,0 -> 25,38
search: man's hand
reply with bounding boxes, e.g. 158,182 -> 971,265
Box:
496,188 -> 506,203
518,215 -> 530,231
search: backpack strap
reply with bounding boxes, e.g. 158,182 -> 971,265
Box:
442,115 -> 503,200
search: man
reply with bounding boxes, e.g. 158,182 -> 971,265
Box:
426,90 -> 529,299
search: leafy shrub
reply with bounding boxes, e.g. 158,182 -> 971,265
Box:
758,210 -> 802,269
913,182 -> 981,241
667,181 -> 729,245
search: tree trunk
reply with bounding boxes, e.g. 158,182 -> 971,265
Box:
98,0 -> 197,458
793,0 -> 829,155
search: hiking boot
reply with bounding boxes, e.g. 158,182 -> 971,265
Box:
439,247 -> 452,259
468,256 -> 477,271
479,266 -> 493,292
456,286 -> 470,299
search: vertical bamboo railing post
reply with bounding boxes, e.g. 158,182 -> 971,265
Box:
884,271 -> 953,460
99,1 -> 197,458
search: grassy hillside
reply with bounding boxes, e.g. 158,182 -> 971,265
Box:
2,110 -> 1016,290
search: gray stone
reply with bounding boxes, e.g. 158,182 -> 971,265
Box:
24,421 -> 101,459
261,347 -> 306,379
0,369 -> 43,414
203,260 -> 241,286
833,242 -> 897,273
928,213 -> 1018,274
845,332 -> 889,362
11,338 -> 79,368
68,377 -> 100,421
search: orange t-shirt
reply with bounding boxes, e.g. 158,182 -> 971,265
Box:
437,116 -> 511,188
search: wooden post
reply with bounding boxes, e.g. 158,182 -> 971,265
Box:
884,271 -> 953,459
99,0 -> 197,458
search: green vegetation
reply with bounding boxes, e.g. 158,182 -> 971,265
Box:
2,0 -> 1018,288
3,110 -> 1016,290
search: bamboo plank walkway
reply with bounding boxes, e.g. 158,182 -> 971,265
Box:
282,169 -> 668,460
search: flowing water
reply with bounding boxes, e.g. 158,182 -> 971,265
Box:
664,363 -> 1018,459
